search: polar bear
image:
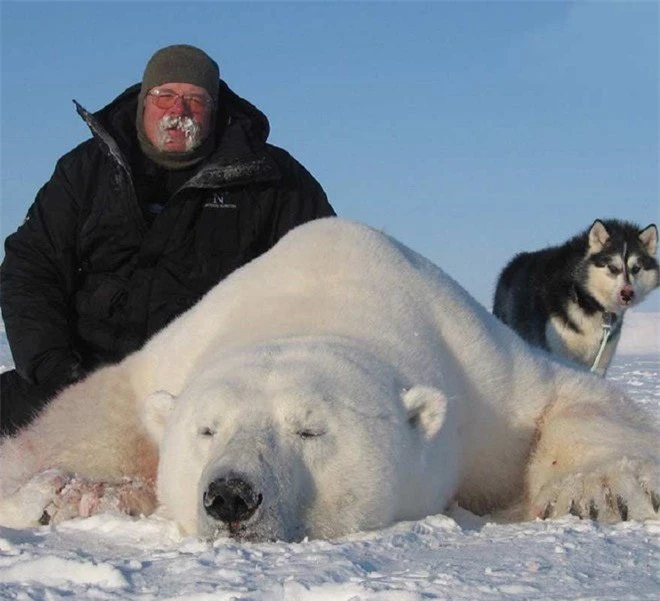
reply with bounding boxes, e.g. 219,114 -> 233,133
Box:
0,218 -> 658,540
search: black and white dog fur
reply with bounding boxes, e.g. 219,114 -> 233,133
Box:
493,219 -> 659,375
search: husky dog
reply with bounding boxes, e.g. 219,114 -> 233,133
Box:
493,219 -> 659,375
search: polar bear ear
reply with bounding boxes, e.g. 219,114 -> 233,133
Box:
141,390 -> 177,444
402,386 -> 448,440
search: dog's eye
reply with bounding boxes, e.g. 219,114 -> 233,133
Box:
607,265 -> 622,275
198,426 -> 216,437
630,265 -> 641,275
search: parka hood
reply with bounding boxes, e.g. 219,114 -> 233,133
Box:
76,80 -> 271,163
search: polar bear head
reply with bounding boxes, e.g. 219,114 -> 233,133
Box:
142,337 -> 458,542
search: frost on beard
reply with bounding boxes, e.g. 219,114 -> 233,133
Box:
157,115 -> 202,151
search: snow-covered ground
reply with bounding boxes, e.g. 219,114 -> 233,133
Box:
0,313 -> 658,600
615,310 -> 660,356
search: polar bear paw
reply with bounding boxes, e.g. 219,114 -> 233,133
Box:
41,474 -> 157,525
0,469 -> 157,528
530,457 -> 660,523
0,469 -> 71,528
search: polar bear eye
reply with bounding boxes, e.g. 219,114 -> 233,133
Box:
297,428 -> 326,440
198,426 -> 216,437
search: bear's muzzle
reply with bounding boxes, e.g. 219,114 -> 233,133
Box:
203,476 -> 263,530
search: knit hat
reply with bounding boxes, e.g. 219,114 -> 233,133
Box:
140,44 -> 220,105
136,44 -> 220,170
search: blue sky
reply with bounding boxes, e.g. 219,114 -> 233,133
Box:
1,1 -> 658,310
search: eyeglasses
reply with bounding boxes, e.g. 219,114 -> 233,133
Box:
147,89 -> 213,112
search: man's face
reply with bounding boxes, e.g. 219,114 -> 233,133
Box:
142,82 -> 214,152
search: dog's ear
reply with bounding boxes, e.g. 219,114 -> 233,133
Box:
588,220 -> 610,252
638,224 -> 658,256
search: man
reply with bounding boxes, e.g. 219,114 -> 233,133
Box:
0,44 -> 335,435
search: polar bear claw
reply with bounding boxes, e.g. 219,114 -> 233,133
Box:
532,457 -> 659,523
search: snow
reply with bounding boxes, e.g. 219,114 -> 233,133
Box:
616,311 -> 660,356
1,480 -> 659,600
0,315 -> 658,600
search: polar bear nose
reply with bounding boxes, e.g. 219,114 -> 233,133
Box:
203,477 -> 263,524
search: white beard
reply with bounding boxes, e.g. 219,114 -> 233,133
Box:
156,115 -> 203,151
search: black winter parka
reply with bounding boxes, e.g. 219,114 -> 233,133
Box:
1,82 -> 335,388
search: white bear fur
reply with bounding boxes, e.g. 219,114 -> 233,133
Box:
0,218 -> 657,539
